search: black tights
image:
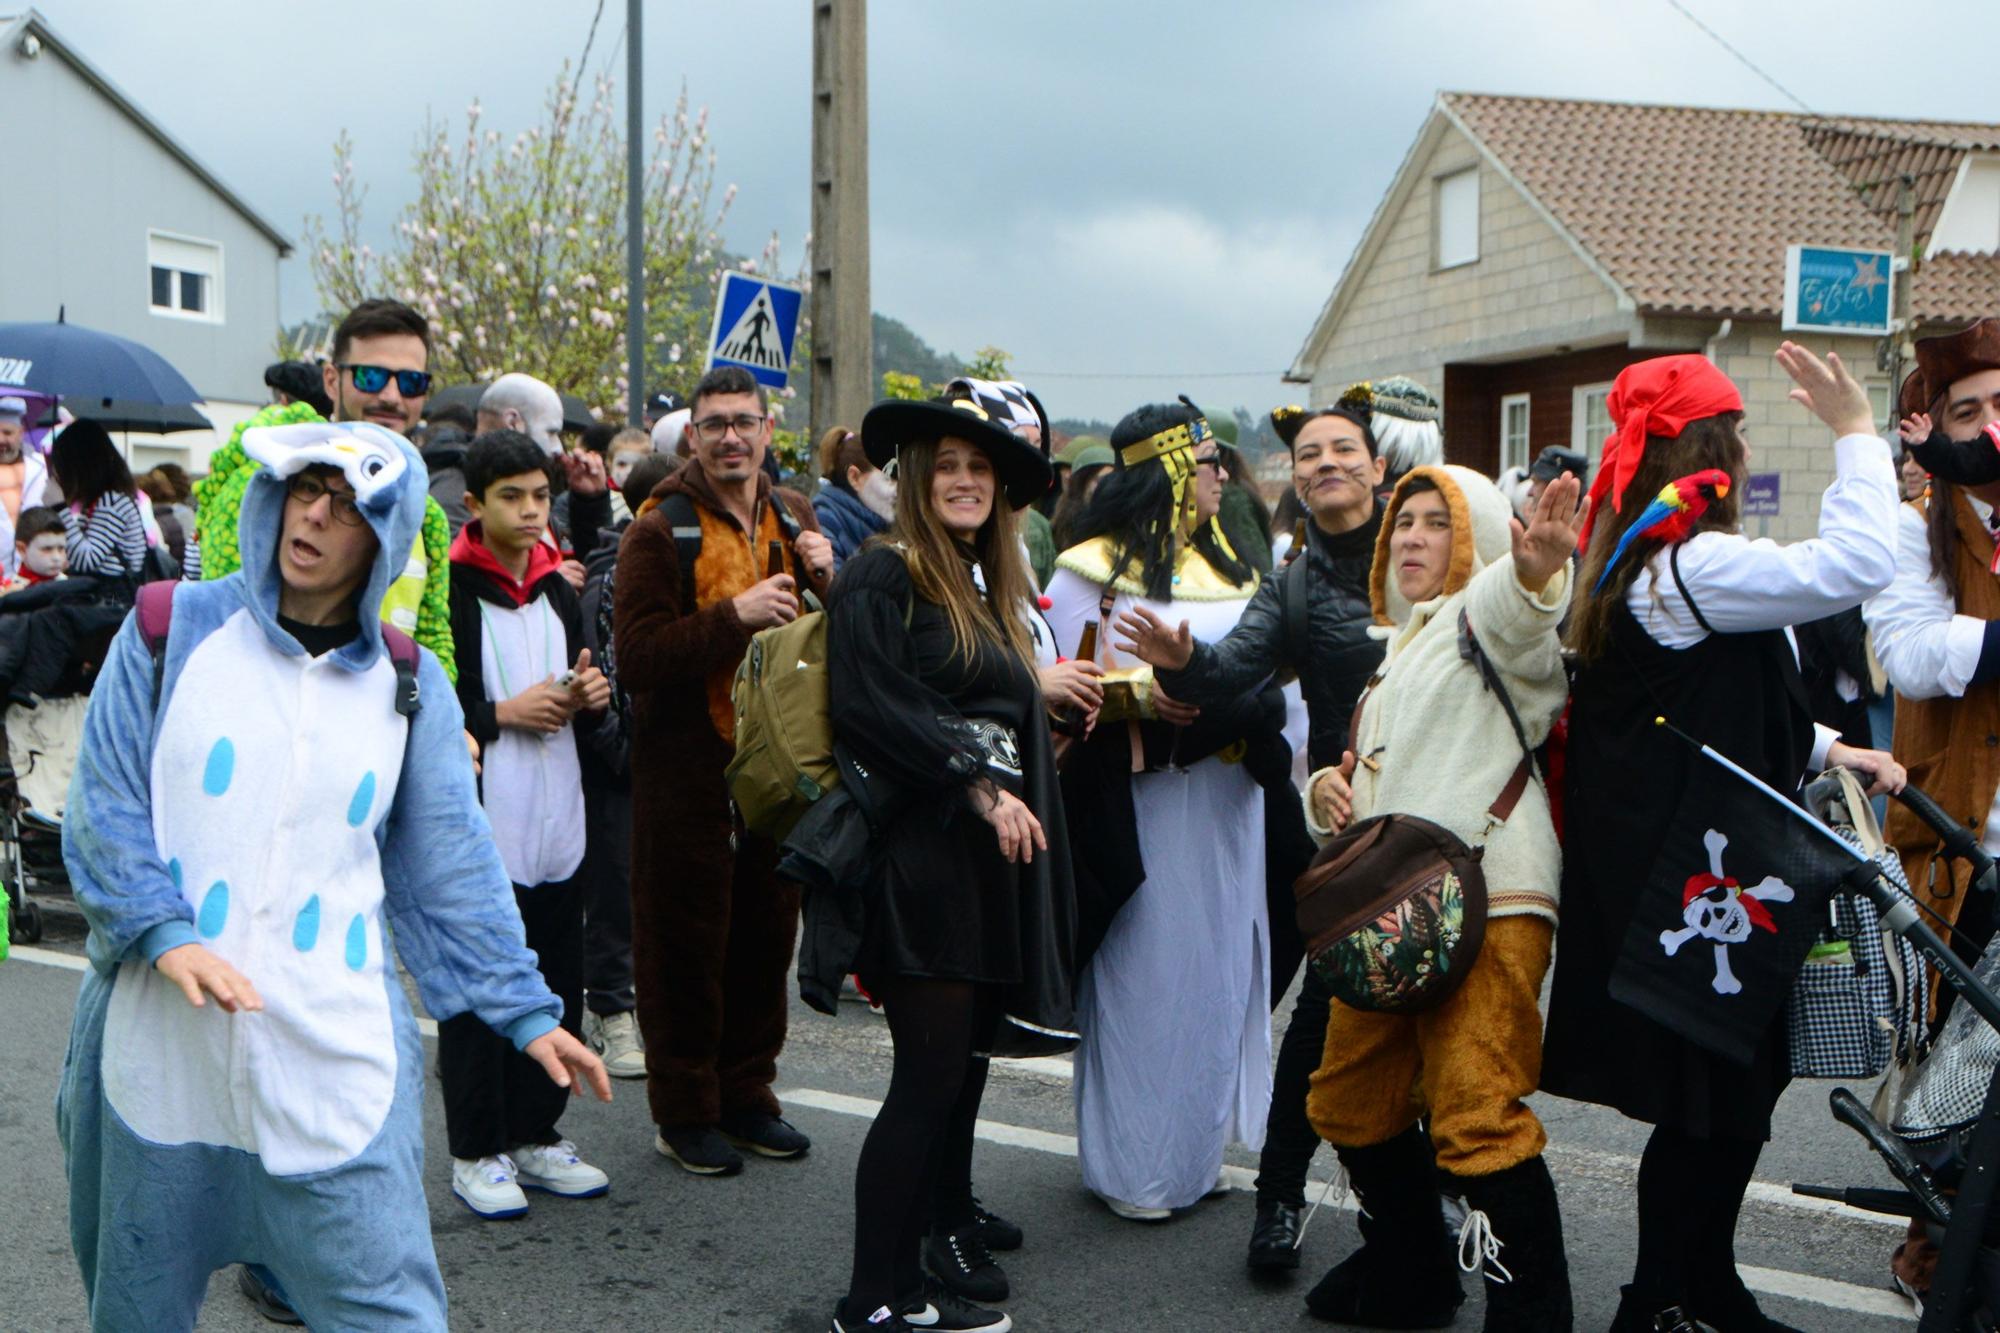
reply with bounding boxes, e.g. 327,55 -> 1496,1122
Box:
1632,1124 -> 1765,1307
845,977 -> 992,1318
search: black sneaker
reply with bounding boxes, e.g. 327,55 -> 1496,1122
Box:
831,1300 -> 915,1331
972,1198 -> 1023,1252
1247,1198 -> 1304,1273
718,1109 -> 810,1158
655,1125 -> 744,1176
236,1265 -> 303,1325
924,1227 -> 1008,1304
903,1275 -> 1012,1331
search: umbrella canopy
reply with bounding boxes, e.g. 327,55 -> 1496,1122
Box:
63,401 -> 214,435
426,382 -> 599,434
0,319 -> 204,407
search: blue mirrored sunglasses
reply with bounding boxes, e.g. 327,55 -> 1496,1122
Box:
339,363 -> 433,397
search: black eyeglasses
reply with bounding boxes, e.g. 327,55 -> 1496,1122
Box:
338,363 -> 433,398
692,412 -> 767,443
286,472 -> 366,526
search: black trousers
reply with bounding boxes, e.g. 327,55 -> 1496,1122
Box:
439,875 -> 584,1161
1254,962 -> 1334,1207
580,779 -> 636,1017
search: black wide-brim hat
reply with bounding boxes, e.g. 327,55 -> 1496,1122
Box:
861,394 -> 1053,510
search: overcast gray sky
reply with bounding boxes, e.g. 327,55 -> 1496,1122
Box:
31,0 -> 2000,421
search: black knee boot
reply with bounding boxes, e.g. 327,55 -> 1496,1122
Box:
1446,1155 -> 1573,1333
1304,1125 -> 1463,1328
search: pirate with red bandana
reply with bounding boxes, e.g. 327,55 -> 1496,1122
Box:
1545,346 -> 1904,1332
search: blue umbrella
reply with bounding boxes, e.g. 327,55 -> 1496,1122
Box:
0,316 -> 205,424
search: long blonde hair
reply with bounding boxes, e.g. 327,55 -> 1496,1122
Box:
883,436 -> 1036,668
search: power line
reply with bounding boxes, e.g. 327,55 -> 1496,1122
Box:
1015,368 -> 1288,381
1660,0 -> 1813,114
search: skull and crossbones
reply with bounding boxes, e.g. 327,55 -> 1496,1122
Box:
1658,829 -> 1794,995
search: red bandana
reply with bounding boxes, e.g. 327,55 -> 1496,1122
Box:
1580,355 -> 1743,550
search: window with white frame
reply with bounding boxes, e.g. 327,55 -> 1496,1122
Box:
1867,382 -> 1893,433
1434,168 -> 1480,270
1573,382 -> 1614,459
1500,393 -> 1532,473
148,231 -> 222,322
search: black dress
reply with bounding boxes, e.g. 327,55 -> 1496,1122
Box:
825,545 -> 1077,1050
1541,593 -> 1813,1140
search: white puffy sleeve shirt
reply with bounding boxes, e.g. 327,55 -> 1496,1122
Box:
1625,432 -> 1900,775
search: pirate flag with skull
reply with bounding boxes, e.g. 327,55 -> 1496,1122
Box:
1609,745 -> 1871,1066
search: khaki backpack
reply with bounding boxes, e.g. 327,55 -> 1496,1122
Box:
727,611 -> 837,840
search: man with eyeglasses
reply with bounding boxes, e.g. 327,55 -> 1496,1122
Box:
1116,388 -> 1397,1281
614,364 -> 833,1177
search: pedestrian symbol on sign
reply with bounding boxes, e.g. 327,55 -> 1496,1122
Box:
705,274 -> 803,390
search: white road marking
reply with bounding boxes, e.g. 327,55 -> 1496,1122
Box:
7,944 -> 440,1035
781,1086 -> 1916,1323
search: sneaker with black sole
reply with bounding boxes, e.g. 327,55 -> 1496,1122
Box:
903,1276 -> 1012,1331
719,1108 -> 810,1158
831,1300 -> 915,1331
924,1226 -> 1008,1304
971,1199 -> 1022,1252
236,1265 -> 303,1325
655,1125 -> 744,1176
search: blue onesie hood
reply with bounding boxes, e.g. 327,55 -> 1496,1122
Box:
235,421 -> 427,667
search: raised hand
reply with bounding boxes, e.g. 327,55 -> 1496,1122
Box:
1777,342 -> 1876,439
1509,471 -> 1590,593
1114,605 -> 1194,671
1899,412 -> 1934,445
560,447 -> 608,498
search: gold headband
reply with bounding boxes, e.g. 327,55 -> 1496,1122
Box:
1117,416 -> 1212,468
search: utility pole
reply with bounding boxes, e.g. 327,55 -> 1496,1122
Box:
1883,173 -> 1916,414
808,0 -> 871,452
625,0 -> 645,426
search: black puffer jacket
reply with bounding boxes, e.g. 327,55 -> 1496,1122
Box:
1156,506 -> 1384,771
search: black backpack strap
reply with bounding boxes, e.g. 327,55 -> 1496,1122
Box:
659,492 -> 703,613
381,626 -> 422,719
1281,552 -> 1310,671
1668,541 -> 1716,635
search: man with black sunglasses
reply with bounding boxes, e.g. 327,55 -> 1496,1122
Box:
322,301 -> 433,437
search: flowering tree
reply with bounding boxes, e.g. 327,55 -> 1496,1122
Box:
306,65 -> 801,419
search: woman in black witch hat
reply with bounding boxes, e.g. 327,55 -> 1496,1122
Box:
820,391 -> 1079,1333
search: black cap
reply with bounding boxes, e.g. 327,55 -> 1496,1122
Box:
644,388 -> 686,421
1529,445 -> 1588,483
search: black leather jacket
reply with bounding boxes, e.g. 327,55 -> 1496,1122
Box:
1157,507 -> 1384,771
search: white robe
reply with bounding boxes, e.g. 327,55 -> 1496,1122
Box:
1046,559 -> 1271,1210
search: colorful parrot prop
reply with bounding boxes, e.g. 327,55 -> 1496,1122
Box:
1593,468 -> 1732,591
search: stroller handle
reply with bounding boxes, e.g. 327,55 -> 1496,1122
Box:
1894,783 -> 1999,894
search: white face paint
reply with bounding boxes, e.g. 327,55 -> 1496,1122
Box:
242,421 -> 411,508
610,448 -> 648,489
22,532 -> 65,577
858,466 -> 897,521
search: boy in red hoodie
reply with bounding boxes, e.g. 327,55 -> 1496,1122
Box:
441,428 -> 614,1219
5,506 -> 67,592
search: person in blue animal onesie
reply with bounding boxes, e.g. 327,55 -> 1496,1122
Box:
55,419 -> 612,1331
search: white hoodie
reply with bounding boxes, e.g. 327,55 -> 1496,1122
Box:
1307,464 -> 1571,922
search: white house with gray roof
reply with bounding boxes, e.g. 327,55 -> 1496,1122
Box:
0,8 -> 292,467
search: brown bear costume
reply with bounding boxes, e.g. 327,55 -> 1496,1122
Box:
614,460 -> 819,1132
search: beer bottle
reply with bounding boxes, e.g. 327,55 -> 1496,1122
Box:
1054,620 -> 1100,738
767,539 -> 785,580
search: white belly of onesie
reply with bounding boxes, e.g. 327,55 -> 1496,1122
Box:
101,609 -> 409,1176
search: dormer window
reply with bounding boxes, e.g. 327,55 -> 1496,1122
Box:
1927,155 -> 2000,258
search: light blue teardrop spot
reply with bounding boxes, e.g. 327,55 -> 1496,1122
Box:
168,858 -> 183,893
293,895 -> 321,952
201,738 -> 235,797
345,914 -> 368,970
346,772 -> 378,828
196,881 -> 229,938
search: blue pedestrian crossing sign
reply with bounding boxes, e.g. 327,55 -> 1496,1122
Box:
706,273 -> 803,389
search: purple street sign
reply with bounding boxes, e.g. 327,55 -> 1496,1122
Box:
1742,472 -> 1781,517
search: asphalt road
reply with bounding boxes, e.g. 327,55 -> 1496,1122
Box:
1,902 -> 1920,1331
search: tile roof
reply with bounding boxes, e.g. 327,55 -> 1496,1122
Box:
1441,94 -> 1999,324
